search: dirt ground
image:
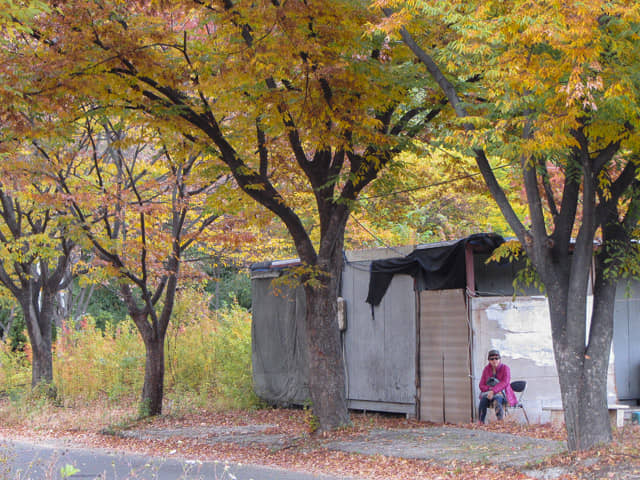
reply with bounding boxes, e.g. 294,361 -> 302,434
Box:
109,410 -> 638,480
118,422 -> 565,467
127,423 -> 570,480
1,405 -> 640,480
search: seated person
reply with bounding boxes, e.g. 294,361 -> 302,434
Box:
478,349 -> 517,424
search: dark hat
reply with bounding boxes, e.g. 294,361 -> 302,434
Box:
488,349 -> 500,359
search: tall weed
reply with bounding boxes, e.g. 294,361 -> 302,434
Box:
54,318 -> 144,405
165,290 -> 260,411
211,305 -> 258,407
0,342 -> 30,397
1,290 -> 260,413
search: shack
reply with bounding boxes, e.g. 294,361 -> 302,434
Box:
251,233 -> 640,423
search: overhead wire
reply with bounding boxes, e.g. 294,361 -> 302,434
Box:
349,162 -> 515,250
356,162 -> 513,201
348,214 -> 409,257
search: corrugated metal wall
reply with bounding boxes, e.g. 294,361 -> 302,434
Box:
419,289 -> 472,423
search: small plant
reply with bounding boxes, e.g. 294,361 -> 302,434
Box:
32,381 -> 57,402
59,464 -> 80,478
303,399 -> 320,433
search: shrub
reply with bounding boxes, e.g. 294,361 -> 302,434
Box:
0,341 -> 30,396
205,266 -> 252,311
1,289 -> 261,413
209,304 -> 259,408
53,317 -> 144,405
165,290 -> 260,411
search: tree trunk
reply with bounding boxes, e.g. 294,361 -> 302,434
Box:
547,291 -> 613,450
553,342 -> 612,450
140,333 -> 165,417
302,253 -> 350,432
121,270 -> 177,419
0,305 -> 16,342
30,327 -> 54,389
20,294 -> 55,390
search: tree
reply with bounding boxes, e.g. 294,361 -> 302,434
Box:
10,0 -> 439,429
52,118 -> 236,416
379,0 -> 640,449
0,293 -> 19,343
0,1 -> 47,33
0,149 -> 75,390
66,278 -> 129,329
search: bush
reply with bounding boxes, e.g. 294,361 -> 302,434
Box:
204,265 -> 252,311
1,289 -> 260,412
165,290 -> 260,411
73,281 -> 130,330
53,317 -> 144,405
208,304 -> 259,408
0,341 -> 30,397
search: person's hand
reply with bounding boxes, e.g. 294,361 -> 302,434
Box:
487,390 -> 494,400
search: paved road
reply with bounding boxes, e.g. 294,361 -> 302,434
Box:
0,440 -> 349,480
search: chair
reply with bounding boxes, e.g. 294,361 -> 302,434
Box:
508,380 -> 530,424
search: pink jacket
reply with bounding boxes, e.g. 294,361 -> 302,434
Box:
479,362 -> 517,406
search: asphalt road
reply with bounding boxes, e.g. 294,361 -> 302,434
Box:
0,439 -> 349,480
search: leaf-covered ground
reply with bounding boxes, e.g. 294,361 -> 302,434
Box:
0,400 -> 639,480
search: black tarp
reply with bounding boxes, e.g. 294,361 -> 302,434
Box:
366,233 -> 504,306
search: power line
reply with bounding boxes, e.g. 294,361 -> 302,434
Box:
357,162 -> 513,200
349,162 -> 514,248
349,213 -> 408,255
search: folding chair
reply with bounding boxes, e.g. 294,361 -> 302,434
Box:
509,380 -> 530,424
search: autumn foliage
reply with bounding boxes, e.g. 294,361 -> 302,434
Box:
2,0 -> 640,449
377,0 -> 640,451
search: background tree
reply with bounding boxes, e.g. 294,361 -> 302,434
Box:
52,118 -> 239,416
347,148 -> 522,247
0,293 -> 19,343
0,0 -> 46,25
0,149 -> 75,390
66,278 -> 129,329
379,0 -> 640,449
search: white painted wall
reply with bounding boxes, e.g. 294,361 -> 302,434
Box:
470,296 -> 617,424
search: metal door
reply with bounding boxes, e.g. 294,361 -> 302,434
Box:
419,289 -> 472,423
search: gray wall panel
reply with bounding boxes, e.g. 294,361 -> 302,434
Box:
342,261 -> 416,409
251,277 -> 309,405
383,275 -> 417,404
614,280 -> 640,400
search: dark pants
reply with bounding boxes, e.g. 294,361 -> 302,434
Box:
478,393 -> 506,423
